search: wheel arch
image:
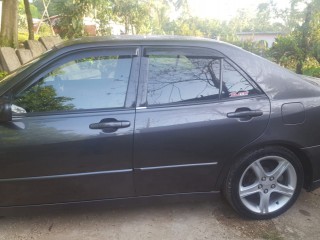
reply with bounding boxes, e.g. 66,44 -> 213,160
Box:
217,141 -> 313,191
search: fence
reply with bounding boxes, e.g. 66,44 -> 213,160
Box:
0,36 -> 62,73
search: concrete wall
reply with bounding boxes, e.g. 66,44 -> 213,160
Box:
236,33 -> 282,48
0,36 -> 62,73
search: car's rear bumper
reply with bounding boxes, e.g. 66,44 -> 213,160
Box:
301,145 -> 320,190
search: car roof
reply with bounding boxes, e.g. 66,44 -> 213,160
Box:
55,35 -> 221,48
54,35 -> 248,55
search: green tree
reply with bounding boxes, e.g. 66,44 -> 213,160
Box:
269,35 -> 300,69
253,2 -> 274,31
14,80 -> 74,113
148,0 -> 170,34
228,9 -> 254,33
54,0 -> 92,39
270,0 -> 320,74
166,17 -> 221,37
309,1 -> 320,63
112,0 -> 150,34
33,0 -> 62,17
30,3 -> 41,18
94,0 -> 113,35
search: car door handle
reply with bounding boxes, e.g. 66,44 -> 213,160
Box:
227,110 -> 263,119
89,120 -> 131,129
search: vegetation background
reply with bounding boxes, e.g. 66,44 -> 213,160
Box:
0,0 -> 320,77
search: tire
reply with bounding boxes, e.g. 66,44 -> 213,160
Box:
224,146 -> 303,220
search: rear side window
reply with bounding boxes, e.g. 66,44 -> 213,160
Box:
221,61 -> 259,98
146,55 -> 221,105
145,48 -> 260,106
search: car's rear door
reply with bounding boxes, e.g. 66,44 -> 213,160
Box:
133,46 -> 270,195
0,47 -> 139,206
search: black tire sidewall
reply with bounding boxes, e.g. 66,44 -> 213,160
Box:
227,147 -> 303,220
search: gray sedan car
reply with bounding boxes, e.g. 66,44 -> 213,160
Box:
0,36 -> 319,219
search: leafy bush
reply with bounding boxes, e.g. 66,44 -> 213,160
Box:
303,67 -> 320,78
228,39 -> 269,57
18,32 -> 37,45
38,23 -> 53,36
18,32 -> 29,44
0,71 -> 8,80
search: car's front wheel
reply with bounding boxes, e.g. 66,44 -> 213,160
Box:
224,146 -> 303,219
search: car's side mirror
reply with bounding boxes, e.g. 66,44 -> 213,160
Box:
11,104 -> 27,114
0,101 -> 12,122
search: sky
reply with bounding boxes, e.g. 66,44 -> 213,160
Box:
186,0 -> 291,21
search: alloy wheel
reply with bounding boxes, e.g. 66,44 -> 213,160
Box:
239,156 -> 297,214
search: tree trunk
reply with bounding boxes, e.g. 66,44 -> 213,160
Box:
0,0 -> 18,48
296,61 -> 303,74
24,0 -> 34,40
296,4 -> 312,74
125,18 -> 129,34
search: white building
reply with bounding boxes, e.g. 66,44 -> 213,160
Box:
236,32 -> 283,48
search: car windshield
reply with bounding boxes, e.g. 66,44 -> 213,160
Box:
0,51 -> 51,89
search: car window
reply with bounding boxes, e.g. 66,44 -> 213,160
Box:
13,55 -> 133,113
146,54 -> 221,106
221,61 -> 259,98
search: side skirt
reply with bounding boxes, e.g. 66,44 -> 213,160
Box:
0,191 -> 220,217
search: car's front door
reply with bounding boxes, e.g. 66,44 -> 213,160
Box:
0,47 -> 139,206
133,47 -> 270,195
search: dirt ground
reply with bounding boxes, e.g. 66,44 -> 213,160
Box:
0,189 -> 319,240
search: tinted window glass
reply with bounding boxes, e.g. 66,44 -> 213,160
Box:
147,55 -> 220,105
14,55 -> 132,113
221,61 -> 258,98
